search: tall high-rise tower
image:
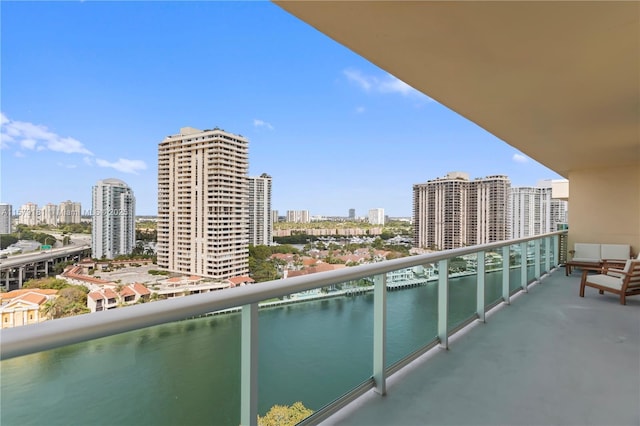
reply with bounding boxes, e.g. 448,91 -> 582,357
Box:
0,203 -> 12,234
368,208 -> 385,225
91,179 -> 136,259
511,181 -> 568,238
40,203 -> 58,226
157,127 -> 249,280
58,200 -> 82,224
249,173 -> 273,246
18,202 -> 38,226
413,172 -> 510,250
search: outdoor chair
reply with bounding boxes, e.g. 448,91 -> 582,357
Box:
579,260 -> 640,305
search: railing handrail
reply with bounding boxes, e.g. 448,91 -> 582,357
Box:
0,232 -> 565,360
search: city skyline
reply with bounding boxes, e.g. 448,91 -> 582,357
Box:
0,2 -> 563,217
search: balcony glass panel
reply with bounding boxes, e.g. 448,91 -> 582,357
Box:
485,250 -> 504,306
510,244 -> 522,292
1,316 -> 242,425
386,265 -> 438,367
257,287 -> 371,421
447,254 -> 478,331
540,240 -> 548,274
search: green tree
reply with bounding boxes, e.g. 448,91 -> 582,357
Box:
249,244 -> 271,261
258,402 -> 313,426
54,260 -> 75,275
0,235 -> 18,249
22,277 -> 70,290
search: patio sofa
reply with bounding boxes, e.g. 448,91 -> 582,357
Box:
565,243 -> 632,276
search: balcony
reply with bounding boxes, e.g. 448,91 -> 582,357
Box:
2,233 -> 637,425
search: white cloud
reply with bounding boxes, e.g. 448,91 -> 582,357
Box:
14,151 -> 25,158
343,69 -> 372,92
57,162 -> 77,169
378,78 -> 414,96
20,139 -> 37,150
83,156 -> 94,166
0,113 -> 93,155
355,106 -> 366,114
96,158 -> 147,174
253,119 -> 274,130
512,153 -> 529,163
343,68 -> 429,99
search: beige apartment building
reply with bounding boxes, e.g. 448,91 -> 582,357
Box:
18,202 -> 38,226
157,127 -> 249,280
58,200 -> 82,224
413,172 -> 510,250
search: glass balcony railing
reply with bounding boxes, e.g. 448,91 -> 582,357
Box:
0,232 -> 564,426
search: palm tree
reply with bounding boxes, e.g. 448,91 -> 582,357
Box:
41,299 -> 59,320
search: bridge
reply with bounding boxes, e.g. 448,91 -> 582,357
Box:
0,245 -> 92,291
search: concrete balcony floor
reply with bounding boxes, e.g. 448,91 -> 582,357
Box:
322,269 -> 640,426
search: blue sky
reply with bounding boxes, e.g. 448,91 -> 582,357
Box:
0,1 -> 562,217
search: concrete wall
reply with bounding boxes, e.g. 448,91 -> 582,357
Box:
568,164 -> 639,256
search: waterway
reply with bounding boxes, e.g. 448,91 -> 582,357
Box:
0,268 -> 533,426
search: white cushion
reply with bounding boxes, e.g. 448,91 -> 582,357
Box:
586,274 -> 623,291
572,257 -> 601,263
607,260 -> 633,278
600,244 -> 630,260
574,243 -> 601,260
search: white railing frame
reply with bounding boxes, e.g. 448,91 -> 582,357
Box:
0,232 -> 565,425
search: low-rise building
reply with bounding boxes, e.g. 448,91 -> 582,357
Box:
0,289 -> 58,328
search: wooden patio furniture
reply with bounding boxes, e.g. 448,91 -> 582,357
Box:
579,260 -> 640,305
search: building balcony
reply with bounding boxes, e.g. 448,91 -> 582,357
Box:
2,233 -> 637,425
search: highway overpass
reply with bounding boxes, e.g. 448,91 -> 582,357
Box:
0,245 -> 92,291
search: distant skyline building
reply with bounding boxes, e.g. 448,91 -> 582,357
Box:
249,173 -> 273,246
91,178 -> 136,259
286,210 -> 310,223
510,181 -> 568,238
0,203 -> 12,234
157,126 -> 249,280
349,208 -> 356,220
368,208 -> 385,225
18,202 -> 38,226
58,200 -> 82,224
413,172 -> 511,250
40,203 -> 58,226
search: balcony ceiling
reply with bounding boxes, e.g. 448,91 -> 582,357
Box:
274,1 -> 639,177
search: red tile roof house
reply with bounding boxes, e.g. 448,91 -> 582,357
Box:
58,265 -> 115,291
118,283 -> 151,304
87,283 -> 151,312
227,276 -> 255,287
285,263 -> 346,278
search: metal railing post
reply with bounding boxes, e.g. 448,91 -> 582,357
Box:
520,242 -> 528,292
438,259 -> 449,349
553,235 -> 560,266
373,274 -> 387,395
502,245 -> 510,304
241,303 -> 258,426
